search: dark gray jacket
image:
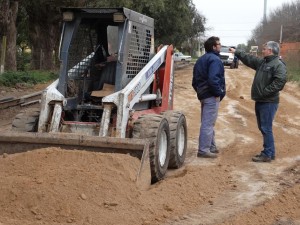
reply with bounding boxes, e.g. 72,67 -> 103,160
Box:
235,50 -> 287,103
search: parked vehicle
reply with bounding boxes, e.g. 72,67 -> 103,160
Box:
219,46 -> 238,69
174,52 -> 191,62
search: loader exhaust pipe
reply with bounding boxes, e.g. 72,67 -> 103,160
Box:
0,132 -> 151,189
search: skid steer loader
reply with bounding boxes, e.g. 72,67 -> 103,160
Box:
0,8 -> 187,187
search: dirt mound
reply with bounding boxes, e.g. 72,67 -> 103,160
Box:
0,148 -> 140,225
0,65 -> 300,225
0,147 -> 234,225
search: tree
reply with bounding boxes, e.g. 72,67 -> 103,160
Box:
268,1 -> 300,42
237,43 -> 247,51
0,0 -> 19,71
21,0 -> 87,70
32,0 -> 205,60
2,0 -> 206,71
185,3 -> 206,55
248,0 -> 300,48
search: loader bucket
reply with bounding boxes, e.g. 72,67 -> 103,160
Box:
0,132 -> 151,189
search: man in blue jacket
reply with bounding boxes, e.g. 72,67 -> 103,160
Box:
229,41 -> 287,162
192,36 -> 226,158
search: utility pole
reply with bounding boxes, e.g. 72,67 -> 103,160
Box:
0,36 -> 7,74
279,25 -> 283,43
263,0 -> 267,24
262,0 -> 268,45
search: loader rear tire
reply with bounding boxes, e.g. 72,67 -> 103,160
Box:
162,111 -> 187,169
12,108 -> 40,132
133,114 -> 170,183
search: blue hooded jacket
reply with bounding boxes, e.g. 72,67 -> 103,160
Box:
192,51 -> 226,100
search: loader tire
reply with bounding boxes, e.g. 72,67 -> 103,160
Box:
162,111 -> 187,169
12,108 -> 40,132
133,114 -> 171,183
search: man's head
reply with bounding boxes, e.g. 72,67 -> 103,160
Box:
204,36 -> 221,53
262,41 -> 280,57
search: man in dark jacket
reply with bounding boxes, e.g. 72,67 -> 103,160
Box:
229,41 -> 287,162
192,36 -> 226,158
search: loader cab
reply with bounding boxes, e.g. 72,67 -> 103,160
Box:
57,8 -> 155,122
59,11 -> 121,98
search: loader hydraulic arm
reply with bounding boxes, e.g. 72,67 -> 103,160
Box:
101,45 -> 173,138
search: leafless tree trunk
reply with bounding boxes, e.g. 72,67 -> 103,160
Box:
28,6 -> 61,70
0,0 -> 9,72
5,1 -> 18,71
0,0 -> 18,71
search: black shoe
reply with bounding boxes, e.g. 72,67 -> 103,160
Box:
197,152 -> 218,158
255,154 -> 275,160
252,154 -> 271,162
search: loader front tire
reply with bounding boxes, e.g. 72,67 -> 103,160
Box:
12,108 -> 40,132
162,111 -> 187,168
133,115 -> 171,183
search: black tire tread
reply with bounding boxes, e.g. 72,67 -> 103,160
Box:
133,114 -> 170,183
161,110 -> 187,169
12,108 -> 40,132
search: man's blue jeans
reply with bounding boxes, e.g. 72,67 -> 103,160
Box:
255,102 -> 278,158
199,97 -> 220,153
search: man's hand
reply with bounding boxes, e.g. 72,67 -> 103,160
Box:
229,48 -> 236,53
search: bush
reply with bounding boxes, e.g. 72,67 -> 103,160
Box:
0,71 -> 58,87
287,67 -> 300,83
285,51 -> 300,84
17,51 -> 31,71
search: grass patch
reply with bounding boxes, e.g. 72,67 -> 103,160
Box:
285,51 -> 300,84
287,67 -> 300,83
0,71 -> 58,87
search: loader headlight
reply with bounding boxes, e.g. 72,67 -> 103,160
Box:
63,11 -> 74,22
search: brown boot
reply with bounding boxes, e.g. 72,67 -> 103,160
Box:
252,154 -> 271,162
197,152 -> 218,158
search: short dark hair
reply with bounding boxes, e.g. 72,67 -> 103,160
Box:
204,36 -> 220,52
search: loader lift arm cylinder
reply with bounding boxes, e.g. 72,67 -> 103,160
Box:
102,45 -> 172,138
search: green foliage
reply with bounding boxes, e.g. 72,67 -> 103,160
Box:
287,67 -> 300,83
284,50 -> 300,83
13,0 -> 206,69
85,0 -> 205,47
16,51 -> 31,71
58,0 -> 205,48
0,71 -> 58,87
153,0 -> 194,46
286,62 -> 300,83
16,5 -> 30,49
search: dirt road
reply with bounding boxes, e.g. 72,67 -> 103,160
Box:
0,65 -> 299,225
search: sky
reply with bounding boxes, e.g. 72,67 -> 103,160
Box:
193,0 -> 295,46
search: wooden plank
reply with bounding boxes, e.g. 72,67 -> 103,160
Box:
0,91 -> 42,109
